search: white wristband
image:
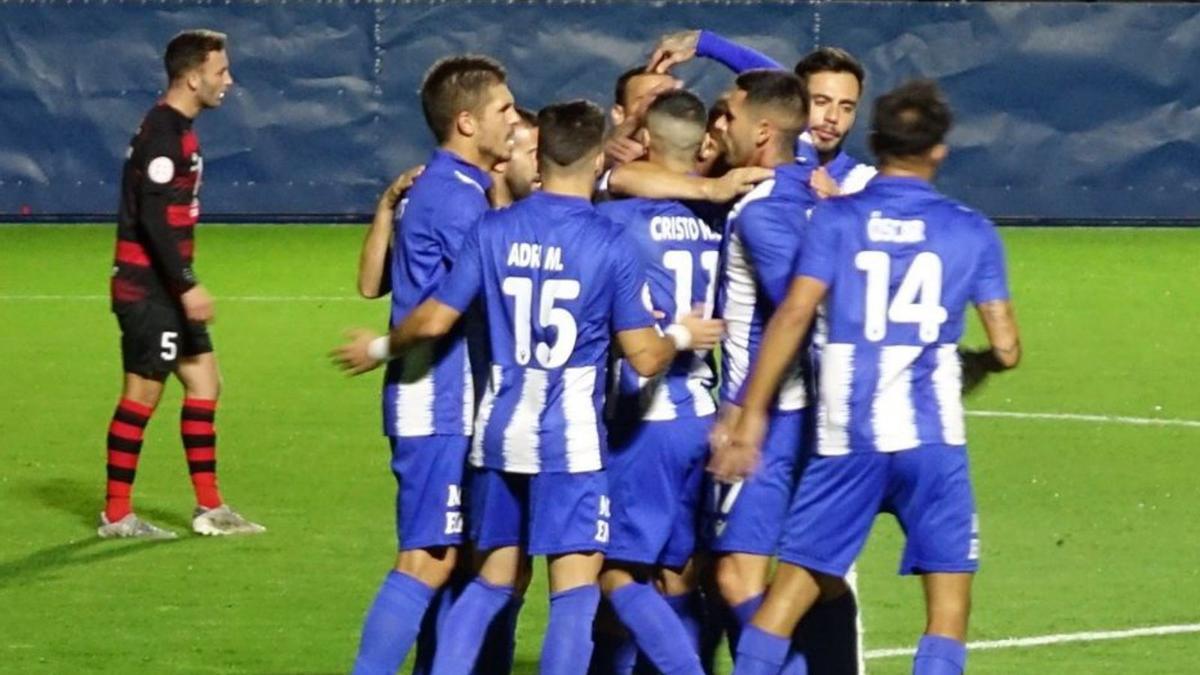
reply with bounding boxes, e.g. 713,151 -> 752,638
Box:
367,336 -> 392,361
665,323 -> 693,351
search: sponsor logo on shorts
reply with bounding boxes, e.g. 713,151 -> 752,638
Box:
444,484 -> 463,535
595,495 -> 611,543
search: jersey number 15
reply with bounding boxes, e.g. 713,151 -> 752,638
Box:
502,277 -> 580,368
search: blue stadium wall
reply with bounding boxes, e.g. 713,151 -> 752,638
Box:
1,1 -> 1198,223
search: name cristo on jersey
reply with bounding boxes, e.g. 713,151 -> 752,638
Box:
650,215 -> 721,242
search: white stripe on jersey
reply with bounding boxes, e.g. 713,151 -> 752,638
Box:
840,164 -> 878,195
818,343 -> 855,456
562,366 -> 602,473
721,231 -> 756,400
503,368 -> 549,472
640,372 -> 678,422
461,348 -> 475,435
721,230 -> 808,411
393,343 -> 436,437
471,364 -> 502,467
872,346 -> 922,453
933,344 -> 966,445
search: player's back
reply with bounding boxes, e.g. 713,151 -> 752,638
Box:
468,191 -> 650,474
720,161 -> 818,411
597,197 -> 722,422
802,175 -> 1009,455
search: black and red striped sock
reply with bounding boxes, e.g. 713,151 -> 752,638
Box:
105,399 -> 154,522
181,398 -> 223,509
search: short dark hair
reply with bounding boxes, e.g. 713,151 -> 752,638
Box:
165,30 -> 227,82
646,90 -> 706,129
614,66 -> 647,107
869,79 -> 953,162
515,106 -> 538,128
735,69 -> 810,135
537,100 -> 606,168
794,47 -> 865,90
420,55 -> 507,143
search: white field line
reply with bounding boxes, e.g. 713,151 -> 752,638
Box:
967,409 -> 1200,429
865,622 -> 1200,659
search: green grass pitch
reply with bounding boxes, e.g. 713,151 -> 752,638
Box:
1,224 -> 1197,674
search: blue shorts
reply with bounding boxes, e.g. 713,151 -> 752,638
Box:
468,467 -> 609,556
703,410 -> 806,555
779,444 -> 979,577
389,435 -> 468,551
606,416 -> 711,568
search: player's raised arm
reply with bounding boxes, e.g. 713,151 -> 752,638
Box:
358,165 -> 424,298
649,29 -> 782,75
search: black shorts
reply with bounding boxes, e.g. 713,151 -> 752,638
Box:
114,302 -> 213,378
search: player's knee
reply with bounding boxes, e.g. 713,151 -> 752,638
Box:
714,556 -> 760,605
394,546 -> 457,588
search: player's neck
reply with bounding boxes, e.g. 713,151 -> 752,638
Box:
751,148 -> 794,170
162,87 -> 202,119
879,158 -> 936,182
818,146 -> 840,166
440,138 -> 493,173
540,172 -> 595,200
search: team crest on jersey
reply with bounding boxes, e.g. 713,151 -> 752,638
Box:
147,156 -> 174,184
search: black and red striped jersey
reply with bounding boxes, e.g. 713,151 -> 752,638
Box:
111,103 -> 203,308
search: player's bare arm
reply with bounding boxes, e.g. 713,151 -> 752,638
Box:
617,308 -> 724,377
331,298 -> 462,375
608,162 -> 773,202
961,299 -> 1021,394
710,275 -> 827,481
359,165 -> 424,298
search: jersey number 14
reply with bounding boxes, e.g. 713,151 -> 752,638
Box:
855,251 -> 948,343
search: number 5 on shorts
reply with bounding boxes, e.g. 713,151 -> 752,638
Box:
160,331 -> 179,360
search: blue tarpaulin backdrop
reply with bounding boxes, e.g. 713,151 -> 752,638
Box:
1,1 -> 1197,222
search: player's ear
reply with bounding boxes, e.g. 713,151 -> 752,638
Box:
755,119 -> 772,149
592,148 -> 606,177
456,110 -> 476,138
636,127 -> 651,148
611,105 -> 626,127
185,68 -> 202,93
929,143 -> 949,165
698,132 -> 717,161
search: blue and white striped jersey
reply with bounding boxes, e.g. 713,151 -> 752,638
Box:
383,150 -> 491,437
718,162 -> 819,412
434,191 -> 656,474
796,176 -> 1010,456
824,149 -> 877,195
596,197 -> 723,423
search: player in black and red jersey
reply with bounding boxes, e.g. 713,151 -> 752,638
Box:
100,29 -> 264,539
